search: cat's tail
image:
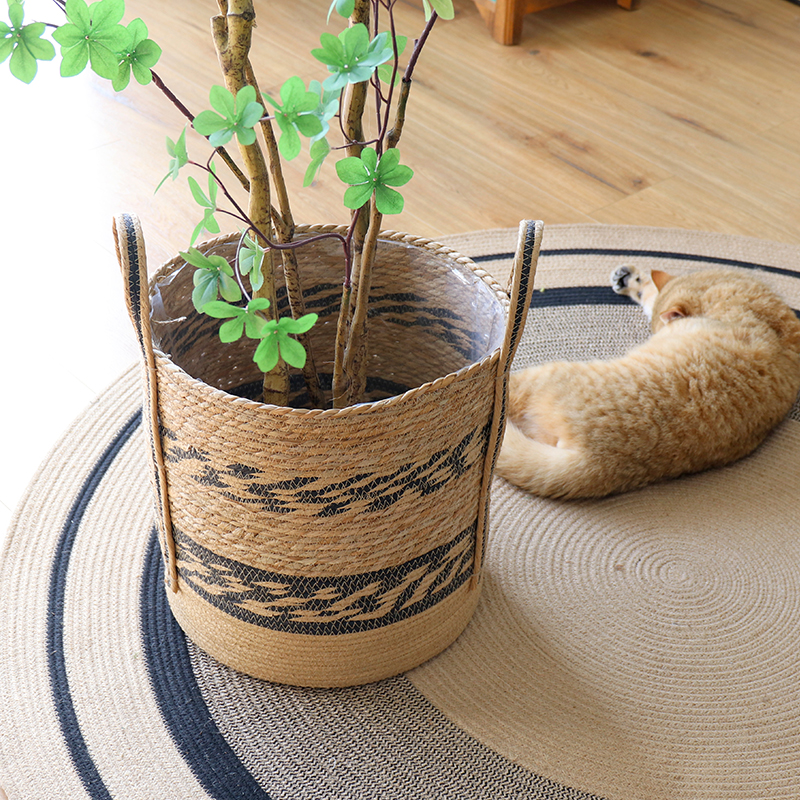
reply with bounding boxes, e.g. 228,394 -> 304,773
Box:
495,421 -> 594,500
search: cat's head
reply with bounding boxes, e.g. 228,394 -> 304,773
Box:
649,269 -> 800,351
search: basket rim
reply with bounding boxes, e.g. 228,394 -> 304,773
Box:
152,343 -> 502,418
153,224 -> 510,305
149,225 -> 510,417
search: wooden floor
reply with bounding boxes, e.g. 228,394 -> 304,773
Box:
2,0 -> 800,537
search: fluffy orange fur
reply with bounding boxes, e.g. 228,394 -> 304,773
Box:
496,267 -> 800,499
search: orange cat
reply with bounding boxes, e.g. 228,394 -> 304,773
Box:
496,266 -> 800,499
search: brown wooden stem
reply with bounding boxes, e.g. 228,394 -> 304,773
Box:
332,0 -> 373,406
245,63 -> 325,409
212,0 -> 288,406
338,198 -> 383,407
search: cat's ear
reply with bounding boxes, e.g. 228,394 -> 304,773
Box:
651,270 -> 674,291
659,306 -> 686,325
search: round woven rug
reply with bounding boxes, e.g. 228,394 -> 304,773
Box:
2,224 -> 800,800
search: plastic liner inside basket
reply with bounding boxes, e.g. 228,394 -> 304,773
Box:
150,234 -> 507,408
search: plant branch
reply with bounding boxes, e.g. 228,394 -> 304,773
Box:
193,160 -> 351,264
405,10 -> 438,79
212,0 -> 291,405
244,65 -> 323,408
336,197 -> 383,407
386,12 -> 437,150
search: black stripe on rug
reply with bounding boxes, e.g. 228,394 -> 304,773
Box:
44,402 -> 269,799
473,247 -> 800,281
141,530 -> 272,799
47,410 -> 142,800
476,250 -> 800,317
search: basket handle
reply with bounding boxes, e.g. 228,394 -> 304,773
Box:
112,213 -> 179,593
473,219 -> 543,586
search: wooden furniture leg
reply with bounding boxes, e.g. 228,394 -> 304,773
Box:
473,0 -> 641,46
492,0 -> 525,45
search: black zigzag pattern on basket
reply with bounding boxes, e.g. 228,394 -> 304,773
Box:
163,422 -> 491,516
173,523 -> 476,634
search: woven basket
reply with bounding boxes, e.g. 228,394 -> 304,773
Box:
114,216 -> 542,687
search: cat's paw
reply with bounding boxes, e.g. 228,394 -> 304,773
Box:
611,264 -> 641,295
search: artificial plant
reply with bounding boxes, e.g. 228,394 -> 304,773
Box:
1,0 -> 454,408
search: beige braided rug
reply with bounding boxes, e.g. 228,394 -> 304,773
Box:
2,224 -> 800,800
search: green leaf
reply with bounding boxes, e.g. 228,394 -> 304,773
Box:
189,253 -> 241,311
53,0 -> 130,80
202,300 -> 244,319
193,109 -> 228,137
374,184 -> 405,214
0,6 -> 56,82
187,175 -> 212,208
375,147 -> 413,186
247,298 -> 272,312
9,37 -> 36,82
239,100 -> 264,129
237,84 -> 258,108
21,23 -> 55,59
311,31 -> 341,66
295,113 -> 322,138
337,149 -> 375,209
266,77 -> 325,161
252,314 -> 315,373
303,137 -> 330,187
200,299 -> 257,343
342,183 -> 374,210
241,314 -> 267,338
307,79 -> 338,141
52,24 -> 84,49
113,17 -> 161,91
238,234 -> 266,292
360,146 -> 378,172
218,317 -> 245,343
87,39 -> 122,79
377,63 -> 398,86
191,206 -> 221,245
194,85 -> 263,147
377,35 -> 407,85
280,312 -> 318,335
335,155 -> 369,185
312,24 -> 394,93
191,269 -> 221,311
342,23 -> 369,62
422,0 -> 455,19
276,332 -> 307,369
327,0 -> 354,21
155,128 -> 189,192
239,298 -> 272,338
215,126 -> 243,147
181,247 -> 232,272
209,83 -> 236,118
58,41 -> 89,76
336,147 -> 412,214
8,2 -> 22,29
89,0 -> 124,30
276,115 -> 301,160
63,0 -> 90,31
218,271 -> 241,302
253,334 -> 280,373
430,0 -> 455,19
